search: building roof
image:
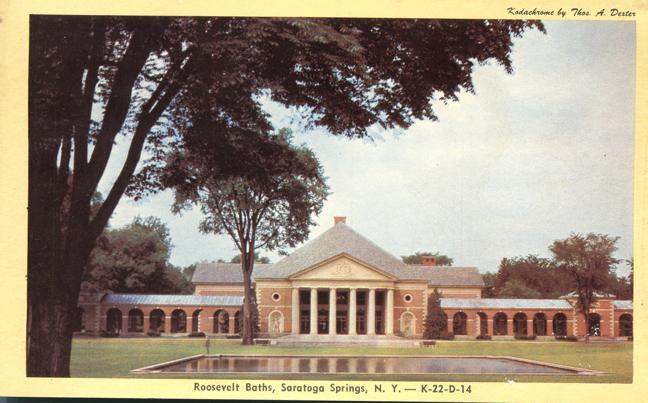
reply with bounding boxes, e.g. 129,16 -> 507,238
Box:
192,263 -> 272,283
440,298 -> 573,310
614,300 -> 633,310
404,265 -> 484,286
102,293 -> 244,307
254,223 -> 484,286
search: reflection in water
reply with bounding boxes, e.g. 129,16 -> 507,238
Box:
158,356 -> 576,374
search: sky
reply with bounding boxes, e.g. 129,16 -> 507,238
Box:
98,20 -> 635,276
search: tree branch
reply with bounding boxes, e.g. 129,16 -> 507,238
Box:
88,56 -> 193,240
84,24 -> 160,196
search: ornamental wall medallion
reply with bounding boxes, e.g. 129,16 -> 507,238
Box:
333,261 -> 352,277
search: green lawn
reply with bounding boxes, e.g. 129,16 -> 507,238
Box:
70,337 -> 632,383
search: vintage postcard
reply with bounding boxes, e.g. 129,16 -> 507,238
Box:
0,0 -> 646,401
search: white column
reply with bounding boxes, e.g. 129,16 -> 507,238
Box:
349,289 -> 357,335
291,288 -> 300,334
385,289 -> 394,335
310,288 -> 318,335
368,288 -> 376,335
329,288 -> 337,335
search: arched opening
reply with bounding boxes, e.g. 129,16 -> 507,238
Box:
619,314 -> 633,337
213,310 -> 229,334
171,309 -> 187,333
533,313 -> 547,336
73,307 -> 85,332
553,313 -> 567,336
191,309 -> 202,333
477,312 -> 488,335
452,312 -> 468,335
149,309 -> 165,332
127,309 -> 144,332
513,313 -> 527,336
268,311 -> 284,335
399,311 -> 416,337
234,311 -> 241,334
493,312 -> 507,335
106,308 -> 122,333
588,313 -> 601,336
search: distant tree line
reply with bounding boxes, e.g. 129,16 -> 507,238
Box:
482,244 -> 632,300
401,251 -> 453,266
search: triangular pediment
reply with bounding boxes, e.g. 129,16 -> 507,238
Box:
290,254 -> 397,281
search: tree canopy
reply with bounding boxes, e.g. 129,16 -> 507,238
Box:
483,246 -> 631,300
28,15 -> 544,376
550,233 -> 619,341
82,216 -> 192,294
171,129 -> 329,344
401,251 -> 453,266
230,252 -> 271,264
489,255 -> 572,298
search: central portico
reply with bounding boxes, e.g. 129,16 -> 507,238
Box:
289,255 -> 396,336
190,216 -> 486,339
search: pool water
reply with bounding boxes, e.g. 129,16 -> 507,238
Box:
147,356 -> 587,375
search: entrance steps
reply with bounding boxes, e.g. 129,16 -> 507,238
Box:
271,334 -> 421,347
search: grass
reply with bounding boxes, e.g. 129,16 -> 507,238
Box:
70,336 -> 632,383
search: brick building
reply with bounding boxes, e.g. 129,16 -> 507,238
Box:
77,217 -> 633,339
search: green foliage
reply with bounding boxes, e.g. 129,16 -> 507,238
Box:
551,233 -> 620,342
423,288 -> 448,339
550,233 -> 619,293
481,272 -> 497,298
401,251 -> 453,266
170,129 -> 329,256
82,217 -> 193,294
497,279 -> 543,299
170,130 -> 328,344
180,263 -> 197,281
607,272 -> 633,300
488,255 -> 573,298
230,252 -> 271,264
489,238 -> 630,300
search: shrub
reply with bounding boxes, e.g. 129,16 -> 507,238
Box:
554,335 -> 578,341
440,331 -> 454,340
188,331 -> 206,337
147,330 -> 161,337
476,334 -> 492,340
514,334 -> 537,340
100,330 -> 119,338
423,288 -> 448,339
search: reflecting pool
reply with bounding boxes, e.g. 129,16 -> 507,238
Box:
142,355 -> 590,375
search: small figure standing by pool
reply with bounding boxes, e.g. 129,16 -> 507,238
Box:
205,336 -> 211,355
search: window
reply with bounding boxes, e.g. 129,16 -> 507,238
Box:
403,294 -> 413,303
272,292 -> 281,302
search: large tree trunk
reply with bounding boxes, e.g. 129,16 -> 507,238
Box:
27,290 -> 77,376
27,209 -> 91,375
240,250 -> 256,345
241,276 -> 254,345
27,186 -> 93,376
